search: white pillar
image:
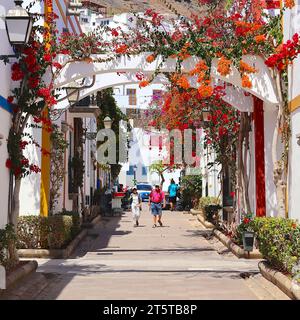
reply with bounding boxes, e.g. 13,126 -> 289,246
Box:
289,108 -> 300,220
264,102 -> 281,217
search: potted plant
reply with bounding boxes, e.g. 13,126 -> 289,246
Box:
237,214 -> 255,252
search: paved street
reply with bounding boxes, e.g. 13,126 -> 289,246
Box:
1,207 -> 289,300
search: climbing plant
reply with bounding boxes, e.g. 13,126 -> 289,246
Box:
49,125 -> 68,214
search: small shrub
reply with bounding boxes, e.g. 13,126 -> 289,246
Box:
17,215 -> 79,250
56,210 -> 81,237
0,224 -> 17,269
198,197 -> 220,211
251,217 -> 300,274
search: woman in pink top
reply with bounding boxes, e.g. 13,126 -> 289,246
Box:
149,185 -> 166,228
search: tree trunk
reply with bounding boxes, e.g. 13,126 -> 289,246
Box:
7,177 -> 21,265
272,72 -> 286,218
9,178 -> 21,228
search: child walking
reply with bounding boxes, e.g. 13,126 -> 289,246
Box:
130,187 -> 142,227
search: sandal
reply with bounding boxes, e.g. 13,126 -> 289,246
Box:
152,224 -> 157,228
158,221 -> 163,227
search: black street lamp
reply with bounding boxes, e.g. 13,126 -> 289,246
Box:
5,1 -> 33,46
66,87 -> 80,107
0,1 -> 33,63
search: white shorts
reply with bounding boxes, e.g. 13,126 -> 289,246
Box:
131,205 -> 141,220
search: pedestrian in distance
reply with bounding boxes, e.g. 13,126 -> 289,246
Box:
130,187 -> 142,227
168,179 -> 179,212
149,184 -> 166,228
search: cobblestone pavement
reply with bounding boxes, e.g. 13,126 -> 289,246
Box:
1,207 -> 289,300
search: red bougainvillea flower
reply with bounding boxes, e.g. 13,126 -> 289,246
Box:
52,62 -> 62,69
243,217 -> 250,224
11,63 -> 24,81
7,96 -> 14,104
5,159 -> 12,169
111,29 -> 119,37
37,87 -> 51,99
43,53 -> 52,62
28,77 -> 40,89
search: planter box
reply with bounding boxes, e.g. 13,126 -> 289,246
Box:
213,229 -> 263,259
17,229 -> 87,259
259,261 -> 300,300
0,260 -> 37,291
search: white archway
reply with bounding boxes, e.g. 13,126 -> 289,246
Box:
51,53 -> 280,106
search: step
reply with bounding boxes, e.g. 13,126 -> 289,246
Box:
245,274 -> 290,300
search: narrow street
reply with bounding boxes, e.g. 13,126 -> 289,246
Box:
1,207 -> 289,300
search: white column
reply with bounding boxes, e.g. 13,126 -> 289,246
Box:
289,108 -> 300,220
264,102 -> 281,217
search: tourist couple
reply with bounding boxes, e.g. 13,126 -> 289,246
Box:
129,185 -> 166,228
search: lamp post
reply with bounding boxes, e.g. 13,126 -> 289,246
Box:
133,165 -> 137,185
0,1 -> 33,63
103,116 -> 112,129
66,87 -> 80,107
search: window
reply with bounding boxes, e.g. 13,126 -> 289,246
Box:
152,90 -> 163,101
126,165 -> 134,175
127,89 -> 137,105
142,166 -> 148,176
137,184 -> 152,191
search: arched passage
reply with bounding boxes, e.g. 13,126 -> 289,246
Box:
49,52 -> 281,218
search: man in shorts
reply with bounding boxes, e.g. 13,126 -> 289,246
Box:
149,185 -> 166,228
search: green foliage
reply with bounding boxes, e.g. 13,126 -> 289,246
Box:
56,210 -> 81,238
70,154 -> 85,189
180,175 -> 203,206
251,218 -> 300,274
197,196 -> 221,222
234,213 -> 254,245
49,125 -> 68,213
17,215 -> 80,250
198,197 -> 220,210
96,88 -> 131,182
0,224 -> 17,269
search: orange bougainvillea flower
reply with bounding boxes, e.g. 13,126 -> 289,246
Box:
197,72 -> 206,83
240,61 -> 257,73
177,75 -> 190,89
189,60 -> 208,76
217,56 -> 231,76
242,74 -> 252,88
139,80 -> 150,88
285,0 -> 295,9
198,84 -> 213,98
146,54 -> 155,63
255,34 -> 266,43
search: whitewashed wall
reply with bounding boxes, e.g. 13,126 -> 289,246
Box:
0,0 -> 13,228
284,3 -> 300,221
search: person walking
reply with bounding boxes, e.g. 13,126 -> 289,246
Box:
130,187 -> 142,227
149,185 -> 166,228
168,179 -> 179,212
